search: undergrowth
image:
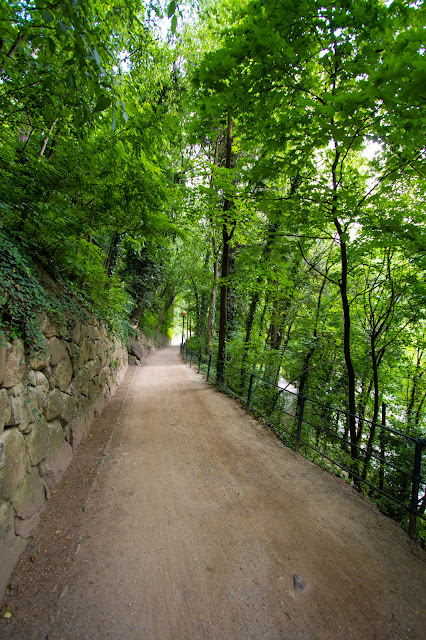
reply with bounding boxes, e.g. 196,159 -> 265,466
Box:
0,228 -> 133,350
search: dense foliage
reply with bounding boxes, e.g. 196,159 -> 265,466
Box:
180,0 -> 426,534
1,0 -> 425,534
0,0 -> 183,341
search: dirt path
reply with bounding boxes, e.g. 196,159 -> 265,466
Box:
1,346 -> 425,640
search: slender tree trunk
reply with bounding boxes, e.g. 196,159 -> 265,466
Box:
217,220 -> 231,384
39,118 -> 58,158
0,32 -> 25,74
258,297 -> 269,338
407,350 -> 424,431
207,256 -> 219,354
356,376 -> 373,443
105,231 -> 121,278
379,402 -> 386,491
334,218 -> 358,468
361,340 -> 380,480
298,271 -> 327,396
217,115 -> 234,385
240,291 -> 259,388
46,134 -> 59,159
269,292 -> 280,350
156,287 -> 175,332
207,137 -> 221,354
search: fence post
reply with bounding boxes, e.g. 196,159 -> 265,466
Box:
295,395 -> 307,454
246,373 -> 255,413
198,353 -> 202,373
408,437 -> 425,539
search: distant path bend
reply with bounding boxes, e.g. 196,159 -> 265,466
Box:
2,346 -> 425,640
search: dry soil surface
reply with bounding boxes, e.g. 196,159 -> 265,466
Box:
1,346 -> 425,640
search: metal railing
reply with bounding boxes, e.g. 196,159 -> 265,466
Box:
180,344 -> 426,540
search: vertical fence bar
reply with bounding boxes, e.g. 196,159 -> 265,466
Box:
206,354 -> 212,381
408,437 -> 425,539
246,373 -> 255,413
198,353 -> 202,373
295,395 -> 307,454
190,350 -> 193,367
185,344 -> 188,361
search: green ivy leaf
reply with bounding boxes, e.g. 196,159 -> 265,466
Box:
171,14 -> 177,34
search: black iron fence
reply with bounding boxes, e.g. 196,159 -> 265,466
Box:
180,344 -> 426,541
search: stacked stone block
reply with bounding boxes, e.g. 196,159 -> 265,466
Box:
0,314 -> 127,597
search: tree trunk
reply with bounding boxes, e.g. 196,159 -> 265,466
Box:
217,115 -> 234,385
207,255 -> 219,354
39,119 -> 58,158
356,376 -> 373,443
207,137 -> 221,354
105,231 -> 121,278
0,32 -> 25,74
240,291 -> 259,388
156,287 -> 175,333
334,218 -> 358,468
217,220 -> 231,384
240,219 -> 281,385
298,271 -> 327,397
361,339 -> 380,481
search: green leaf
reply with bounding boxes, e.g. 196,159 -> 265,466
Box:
48,37 -> 56,55
171,14 -> 177,34
92,48 -> 101,67
167,1 -> 176,19
93,96 -> 111,113
66,72 -> 76,92
42,75 -> 54,89
60,106 -> 72,117
121,100 -> 128,123
43,10 -> 54,24
29,35 -> 42,48
58,21 -> 70,34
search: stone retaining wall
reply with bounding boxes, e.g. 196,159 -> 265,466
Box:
0,314 -> 128,598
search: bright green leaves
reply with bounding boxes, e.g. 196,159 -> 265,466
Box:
0,0 -> 149,134
166,0 -> 178,33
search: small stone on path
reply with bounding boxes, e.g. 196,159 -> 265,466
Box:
294,573 -> 307,591
59,585 -> 69,600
